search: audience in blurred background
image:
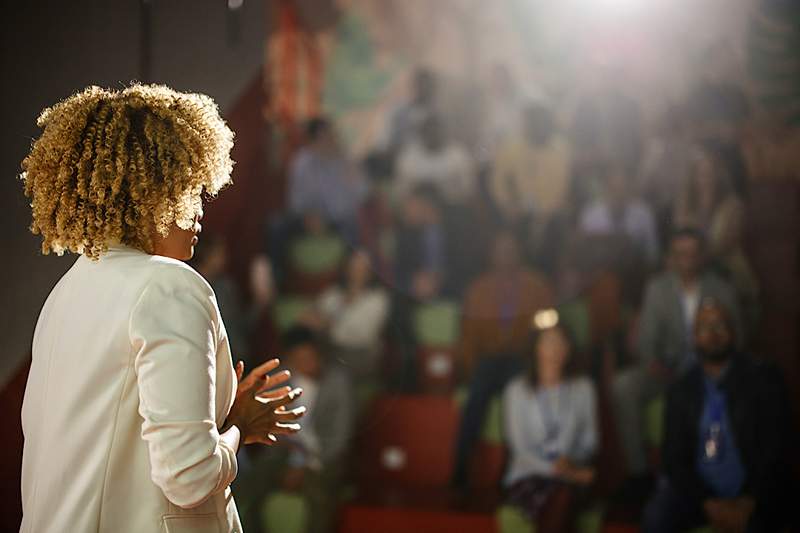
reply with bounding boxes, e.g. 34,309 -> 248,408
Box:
190,59 -> 795,533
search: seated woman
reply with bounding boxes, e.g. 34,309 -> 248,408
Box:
300,249 -> 389,379
503,309 -> 598,533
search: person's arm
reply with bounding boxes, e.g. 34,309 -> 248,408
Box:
574,379 -> 599,463
663,383 -> 709,506
502,380 -> 555,477
130,267 -> 240,509
637,280 -> 662,368
318,370 -> 355,464
288,155 -> 310,215
748,365 -> 792,531
459,284 -> 481,378
639,205 -> 660,266
393,149 -> 416,202
453,147 -> 476,201
489,144 -> 514,215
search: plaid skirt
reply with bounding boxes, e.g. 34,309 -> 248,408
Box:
506,475 -> 560,521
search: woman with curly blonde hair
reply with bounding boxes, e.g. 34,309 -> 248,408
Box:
20,84 -> 305,533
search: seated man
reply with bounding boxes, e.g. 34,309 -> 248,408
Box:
613,228 -> 743,478
578,160 -> 660,269
269,117 -> 366,281
643,299 -> 791,533
452,231 -> 554,488
287,117 -> 367,233
394,114 -> 475,207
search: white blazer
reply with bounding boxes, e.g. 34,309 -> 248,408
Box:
21,244 -> 242,533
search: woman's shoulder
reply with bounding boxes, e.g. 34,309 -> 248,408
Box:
143,255 -> 215,298
567,376 -> 596,401
503,374 -> 533,402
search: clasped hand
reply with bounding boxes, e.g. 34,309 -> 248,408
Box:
223,358 -> 306,445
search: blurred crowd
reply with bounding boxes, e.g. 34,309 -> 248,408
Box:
193,66 -> 795,533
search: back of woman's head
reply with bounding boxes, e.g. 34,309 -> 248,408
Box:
21,83 -> 234,259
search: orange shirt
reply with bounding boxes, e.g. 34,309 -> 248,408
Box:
459,269 -> 554,375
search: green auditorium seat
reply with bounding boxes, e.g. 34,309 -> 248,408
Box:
497,503 -> 604,533
556,299 -> 591,354
260,491 -> 308,533
644,395 -> 665,449
288,233 -> 346,275
273,297 -> 311,332
482,394 -> 504,444
412,300 -> 461,347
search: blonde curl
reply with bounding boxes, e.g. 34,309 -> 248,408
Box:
20,83 -> 234,259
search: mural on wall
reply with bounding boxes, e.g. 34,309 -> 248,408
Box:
262,0 -> 799,179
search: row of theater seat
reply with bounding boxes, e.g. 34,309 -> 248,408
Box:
269,233 -> 697,532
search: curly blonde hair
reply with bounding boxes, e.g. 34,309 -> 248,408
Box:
20,83 -> 234,259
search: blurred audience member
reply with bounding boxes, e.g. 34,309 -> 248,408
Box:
387,185 -> 451,390
269,116 -> 366,282
579,161 -> 660,268
638,104 -> 694,241
478,64 -> 534,165
453,231 -> 554,487
288,117 -> 367,238
191,234 -> 270,366
674,140 -> 758,331
684,82 -> 751,144
613,228 -> 743,477
570,87 -> 643,207
358,152 -> 396,283
381,67 -> 438,154
394,185 -> 450,300
643,300 -> 791,533
301,249 -> 389,379
504,312 -> 598,533
395,114 -> 475,206
281,326 -> 355,533
490,103 -> 571,265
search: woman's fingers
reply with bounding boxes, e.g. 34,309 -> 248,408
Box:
256,369 -> 291,394
269,387 -> 303,410
235,360 -> 245,382
271,423 -> 302,435
256,385 -> 292,400
242,358 -> 280,386
274,406 -> 306,422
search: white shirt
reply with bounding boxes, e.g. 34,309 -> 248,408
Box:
394,141 -> 475,204
579,199 -> 660,264
316,287 -> 389,352
21,245 -> 241,533
681,285 -> 701,333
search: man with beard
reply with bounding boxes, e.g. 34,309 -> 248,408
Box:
643,299 -> 792,533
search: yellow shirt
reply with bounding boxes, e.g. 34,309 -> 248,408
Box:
490,136 -> 571,218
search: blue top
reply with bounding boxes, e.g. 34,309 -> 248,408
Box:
695,374 -> 746,498
502,376 -> 597,486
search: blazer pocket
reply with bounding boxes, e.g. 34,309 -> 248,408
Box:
161,513 -> 221,533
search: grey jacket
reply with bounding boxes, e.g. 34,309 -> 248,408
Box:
638,271 -> 742,371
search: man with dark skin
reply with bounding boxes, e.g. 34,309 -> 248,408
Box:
643,299 -> 792,533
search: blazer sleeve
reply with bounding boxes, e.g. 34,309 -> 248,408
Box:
129,266 -> 238,509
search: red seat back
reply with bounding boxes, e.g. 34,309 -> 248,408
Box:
356,395 -> 460,487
